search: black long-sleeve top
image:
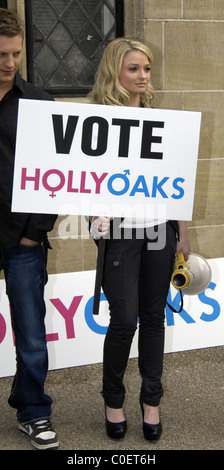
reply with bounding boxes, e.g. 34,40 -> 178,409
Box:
0,73 -> 57,248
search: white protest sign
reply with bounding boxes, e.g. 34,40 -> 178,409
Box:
12,100 -> 201,220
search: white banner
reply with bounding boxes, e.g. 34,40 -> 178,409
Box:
0,258 -> 224,378
12,100 -> 201,221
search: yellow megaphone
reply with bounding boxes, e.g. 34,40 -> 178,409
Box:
171,252 -> 212,295
171,253 -> 191,290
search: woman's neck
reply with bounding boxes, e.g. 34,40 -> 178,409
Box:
128,94 -> 141,107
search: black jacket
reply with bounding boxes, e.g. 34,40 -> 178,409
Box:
0,73 -> 57,248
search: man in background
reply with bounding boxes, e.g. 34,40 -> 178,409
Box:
0,8 -> 58,450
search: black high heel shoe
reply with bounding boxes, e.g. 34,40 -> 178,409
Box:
140,399 -> 162,441
105,405 -> 127,439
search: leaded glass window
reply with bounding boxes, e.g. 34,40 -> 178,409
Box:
25,0 -> 124,96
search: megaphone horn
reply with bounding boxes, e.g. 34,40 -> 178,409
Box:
171,252 -> 212,296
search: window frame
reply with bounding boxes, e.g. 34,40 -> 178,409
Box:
24,0 -> 124,97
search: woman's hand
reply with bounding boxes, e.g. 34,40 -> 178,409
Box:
90,216 -> 113,239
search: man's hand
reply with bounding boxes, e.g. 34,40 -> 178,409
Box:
20,237 -> 39,246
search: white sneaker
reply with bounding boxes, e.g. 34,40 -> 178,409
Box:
18,419 -> 59,450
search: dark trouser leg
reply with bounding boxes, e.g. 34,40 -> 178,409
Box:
138,222 -> 176,406
102,233 -> 143,408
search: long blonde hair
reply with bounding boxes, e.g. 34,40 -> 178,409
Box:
88,38 -> 154,107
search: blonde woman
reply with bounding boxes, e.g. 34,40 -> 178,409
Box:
89,38 -> 189,441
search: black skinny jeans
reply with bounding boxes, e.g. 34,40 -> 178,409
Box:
101,221 -> 177,409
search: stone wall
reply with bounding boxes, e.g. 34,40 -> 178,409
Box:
125,0 -> 224,261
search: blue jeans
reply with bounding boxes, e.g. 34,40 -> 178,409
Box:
0,241 -> 52,424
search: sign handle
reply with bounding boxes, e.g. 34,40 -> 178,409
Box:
92,237 -> 106,315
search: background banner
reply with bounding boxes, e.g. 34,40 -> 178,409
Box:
12,100 -> 201,221
0,258 -> 223,378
